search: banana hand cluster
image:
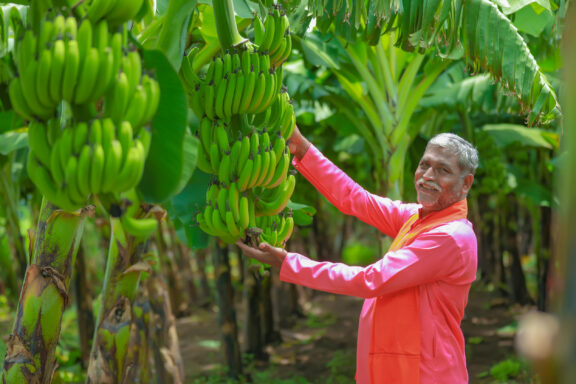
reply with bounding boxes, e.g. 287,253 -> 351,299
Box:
85,0 -> 145,26
196,182 -> 255,244
255,210 -> 294,248
196,117 -> 291,192
253,6 -> 292,68
10,17 -> 123,121
185,48 -> 282,121
103,50 -> 160,133
27,118 -> 149,211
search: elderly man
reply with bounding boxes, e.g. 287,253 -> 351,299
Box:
236,127 -> 479,384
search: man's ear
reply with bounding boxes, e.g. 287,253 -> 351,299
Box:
462,174 -> 474,195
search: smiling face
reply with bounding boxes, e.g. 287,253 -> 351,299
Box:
414,144 -> 474,216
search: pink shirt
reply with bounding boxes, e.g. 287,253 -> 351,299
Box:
280,145 -> 477,383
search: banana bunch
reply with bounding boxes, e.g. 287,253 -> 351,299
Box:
184,48 -> 282,121
10,17 -> 123,121
196,182 -> 256,244
26,118 -> 150,211
253,6 -> 292,68
254,173 -> 295,217
255,210 -> 294,247
195,117 -> 291,191
85,0 -> 145,26
103,50 -> 160,133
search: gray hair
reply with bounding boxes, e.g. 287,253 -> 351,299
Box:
428,133 -> 479,175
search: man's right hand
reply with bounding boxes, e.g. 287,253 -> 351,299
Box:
287,125 -> 311,160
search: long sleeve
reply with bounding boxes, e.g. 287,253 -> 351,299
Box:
293,144 -> 418,238
279,222 -> 477,299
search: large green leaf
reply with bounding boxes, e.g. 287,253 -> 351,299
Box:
0,129 -> 27,156
483,124 -> 557,149
167,170 -> 212,249
138,49 -> 189,203
462,0 -> 560,125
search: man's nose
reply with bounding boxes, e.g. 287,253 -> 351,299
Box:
422,167 -> 435,179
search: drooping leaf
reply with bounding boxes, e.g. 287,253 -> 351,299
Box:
483,123 -> 557,149
139,49 -> 189,203
462,0 -> 560,125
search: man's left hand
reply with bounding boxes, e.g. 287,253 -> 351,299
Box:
236,241 -> 287,269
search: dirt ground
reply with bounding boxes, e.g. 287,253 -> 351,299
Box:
177,282 -> 531,383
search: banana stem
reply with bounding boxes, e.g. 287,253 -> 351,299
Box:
213,0 -> 247,50
0,199 -> 91,383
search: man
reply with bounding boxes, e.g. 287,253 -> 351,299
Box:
236,127 -> 479,383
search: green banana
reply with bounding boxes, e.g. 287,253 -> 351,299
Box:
49,39 -> 66,103
90,144 -> 105,194
72,122 -> 89,154
106,71 -> 130,123
239,195 -> 250,230
248,151 -> 262,189
121,215 -> 158,238
215,122 -> 230,153
64,156 -> 85,207
224,71 -> 237,118
62,39 -> 80,102
117,120 -> 133,165
267,150 -> 290,188
50,138 -> 65,187
256,173 -> 295,216
8,78 -> 35,121
36,47 -> 54,108
228,182 -> 241,223
214,74 -> 228,119
20,61 -> 53,119
74,47 -> 100,104
76,18 -> 93,63
209,142 -> 221,172
239,70 -> 257,114
76,144 -> 93,198
27,121 -> 51,167
237,156 -> 253,192
260,11 -> 276,52
204,83 -> 216,120
218,154 -> 231,186
27,151 -> 62,207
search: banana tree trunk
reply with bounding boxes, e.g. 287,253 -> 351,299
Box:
73,245 -> 95,369
243,263 -> 265,360
1,199 -> 92,383
213,241 -> 242,379
86,216 -> 151,383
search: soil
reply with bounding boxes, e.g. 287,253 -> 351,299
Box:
177,282 -> 532,383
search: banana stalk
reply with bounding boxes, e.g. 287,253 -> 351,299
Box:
86,216 -> 151,383
0,198 -> 92,384
213,0 -> 247,49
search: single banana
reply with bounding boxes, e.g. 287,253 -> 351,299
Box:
239,70 -> 256,114
8,79 -> 35,121
228,182 -> 241,223
215,122 -> 230,154
58,128 -> 74,174
247,71 -> 266,114
121,215 -> 158,239
260,11 -> 276,52
90,46 -> 115,101
218,154 -> 231,186
239,195 -> 250,230
89,119 -> 103,146
72,122 -> 89,154
209,142 -> 221,172
64,156 -> 85,207
124,84 -> 148,130
248,151 -> 262,189
225,210 -> 241,239
223,71 -> 237,119
27,121 -> 51,167
27,152 -> 62,209
61,39 -> 80,102
229,139 -> 242,179
107,0 -> 145,25
141,75 -> 160,125
36,47 -> 54,108
87,0 -> 114,24
267,150 -> 290,188
212,56 -> 224,84
204,83 -> 216,120
262,149 -> 277,187
76,144 -> 93,197
50,138 -> 65,187
124,50 -> 142,95
117,120 -> 134,164
76,18 -> 93,62
217,185 -> 228,221
20,61 -> 53,119
268,10 -> 287,56
241,48 -> 251,75
231,70 -> 245,115
214,74 -> 228,119
105,71 -> 131,124
63,16 -> 78,41
237,135 -> 250,170
49,39 -> 66,103
101,139 -> 122,193
237,156 -> 253,192
253,15 -> 266,46
254,69 -> 276,114
90,144 -> 105,194
74,47 -> 100,104
256,148 -> 271,187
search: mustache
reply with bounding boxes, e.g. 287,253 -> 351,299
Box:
417,179 -> 441,191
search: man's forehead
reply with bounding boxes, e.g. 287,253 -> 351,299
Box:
421,146 -> 459,166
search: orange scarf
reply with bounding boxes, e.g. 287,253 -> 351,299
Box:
369,200 -> 468,383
